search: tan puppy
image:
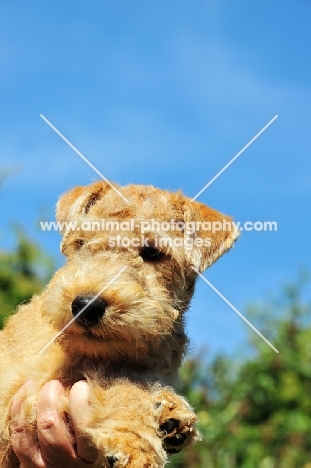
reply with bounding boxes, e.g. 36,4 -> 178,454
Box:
0,181 -> 238,467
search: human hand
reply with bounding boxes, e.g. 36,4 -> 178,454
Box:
11,380 -> 97,468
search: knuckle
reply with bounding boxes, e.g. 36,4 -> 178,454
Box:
11,423 -> 26,436
37,414 -> 58,431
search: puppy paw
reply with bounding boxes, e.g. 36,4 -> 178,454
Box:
156,390 -> 201,454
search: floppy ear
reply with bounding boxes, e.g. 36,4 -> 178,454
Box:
56,181 -> 113,225
56,185 -> 85,225
183,200 -> 239,273
56,181 -> 114,256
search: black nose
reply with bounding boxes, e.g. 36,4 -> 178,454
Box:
107,456 -> 118,468
71,295 -> 107,326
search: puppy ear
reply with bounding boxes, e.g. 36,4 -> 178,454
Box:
56,185 -> 85,224
183,200 -> 239,273
56,181 -> 113,225
56,182 -> 114,256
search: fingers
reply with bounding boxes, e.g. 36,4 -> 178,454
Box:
69,381 -> 98,464
36,380 -> 80,466
11,380 -> 96,468
11,380 -> 44,468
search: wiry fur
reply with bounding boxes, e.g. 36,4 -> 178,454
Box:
0,181 -> 238,467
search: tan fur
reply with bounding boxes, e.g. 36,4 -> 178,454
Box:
0,181 -> 238,467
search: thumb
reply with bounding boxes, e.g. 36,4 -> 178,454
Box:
69,381 -> 98,464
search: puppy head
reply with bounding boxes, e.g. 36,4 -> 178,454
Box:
45,182 -> 239,364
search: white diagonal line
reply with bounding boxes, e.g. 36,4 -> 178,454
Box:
39,266 -> 128,355
191,115 -> 278,201
40,114 -> 129,203
192,268 -> 279,353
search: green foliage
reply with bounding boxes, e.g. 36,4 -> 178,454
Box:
171,276 -> 311,468
0,171 -> 53,327
0,228 -> 53,328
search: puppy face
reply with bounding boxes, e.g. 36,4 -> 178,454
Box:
41,182 -> 238,362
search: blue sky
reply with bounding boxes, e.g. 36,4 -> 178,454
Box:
0,0 -> 310,358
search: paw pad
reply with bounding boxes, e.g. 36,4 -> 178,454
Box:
159,418 -> 179,435
165,433 -> 187,447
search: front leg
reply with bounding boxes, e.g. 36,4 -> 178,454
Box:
85,380 -> 200,466
85,379 -> 167,467
155,389 -> 201,454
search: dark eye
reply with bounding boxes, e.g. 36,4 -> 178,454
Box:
74,239 -> 85,250
139,247 -> 165,262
